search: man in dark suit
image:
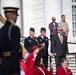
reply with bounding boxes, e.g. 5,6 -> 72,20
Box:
49,17 -> 58,53
0,7 -> 20,75
51,26 -> 68,68
24,28 -> 37,53
37,27 -> 49,68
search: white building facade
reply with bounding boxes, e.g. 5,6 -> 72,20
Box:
0,0 -> 76,53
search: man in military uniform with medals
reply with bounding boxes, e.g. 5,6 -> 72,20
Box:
24,27 -> 37,53
37,27 -> 49,68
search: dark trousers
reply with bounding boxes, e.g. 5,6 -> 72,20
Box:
50,35 -> 56,52
0,57 -> 20,75
50,35 -> 53,53
42,56 -> 48,68
55,55 -> 66,68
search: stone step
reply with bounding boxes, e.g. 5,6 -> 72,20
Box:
49,54 -> 76,75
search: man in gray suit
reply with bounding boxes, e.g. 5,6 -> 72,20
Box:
51,26 -> 68,68
49,17 -> 58,53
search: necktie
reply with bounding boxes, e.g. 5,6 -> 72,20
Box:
60,34 -> 64,44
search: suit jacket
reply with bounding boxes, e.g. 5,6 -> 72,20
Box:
49,22 -> 58,35
33,65 -> 53,75
0,21 -> 20,75
51,34 -> 68,56
56,66 -> 73,75
24,36 -> 37,53
37,35 -> 49,56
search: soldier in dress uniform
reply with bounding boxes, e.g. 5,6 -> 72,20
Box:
0,7 -> 20,75
24,27 -> 37,53
37,27 -> 49,68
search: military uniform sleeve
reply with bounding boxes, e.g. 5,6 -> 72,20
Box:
46,37 -> 49,50
10,26 -> 20,57
24,38 -> 28,49
0,47 -> 2,58
0,47 -> 2,62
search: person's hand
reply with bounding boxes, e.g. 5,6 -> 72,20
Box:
50,62 -> 53,68
65,32 -> 68,36
66,54 -> 68,56
53,27 -> 56,30
53,53 -> 56,56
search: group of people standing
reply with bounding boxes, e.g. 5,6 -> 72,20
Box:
49,15 -> 69,68
0,6 -> 73,75
21,26 -> 51,75
24,27 -> 49,68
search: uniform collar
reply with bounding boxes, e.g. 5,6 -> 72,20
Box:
30,36 -> 34,39
40,35 -> 45,39
9,20 -> 14,24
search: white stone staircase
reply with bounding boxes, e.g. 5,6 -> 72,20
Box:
49,54 -> 76,75
67,54 -> 76,75
21,37 -> 76,75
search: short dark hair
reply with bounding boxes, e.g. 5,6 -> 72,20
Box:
61,15 -> 65,18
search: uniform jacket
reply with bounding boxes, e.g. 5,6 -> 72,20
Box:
33,65 -> 53,75
56,66 -> 73,75
0,29 -> 2,58
37,35 -> 49,56
25,52 -> 35,75
49,22 -> 58,35
24,36 -> 37,53
0,21 -> 20,75
0,29 -> 2,61
0,46 -> 2,63
51,34 -> 68,56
